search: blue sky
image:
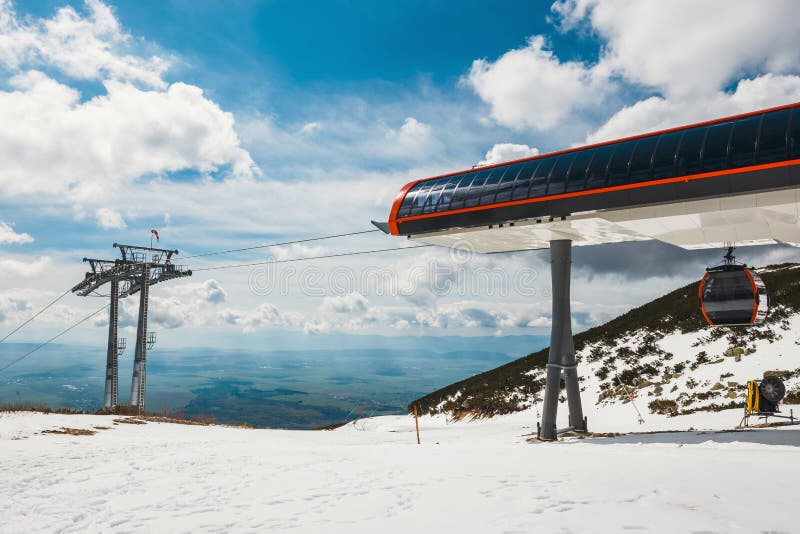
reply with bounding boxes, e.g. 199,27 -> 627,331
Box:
109,1 -> 583,85
0,0 -> 798,348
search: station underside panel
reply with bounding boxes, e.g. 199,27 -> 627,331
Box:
407,186 -> 800,253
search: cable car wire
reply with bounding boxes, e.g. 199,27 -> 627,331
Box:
192,244 -> 433,272
181,229 -> 381,260
0,303 -> 108,374
0,287 -> 73,346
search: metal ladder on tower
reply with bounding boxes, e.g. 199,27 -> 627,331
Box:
130,263 -> 151,414
137,266 -> 150,413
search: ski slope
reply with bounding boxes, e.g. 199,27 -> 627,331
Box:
1,406 -> 799,533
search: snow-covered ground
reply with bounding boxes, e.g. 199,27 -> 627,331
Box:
2,405 -> 799,533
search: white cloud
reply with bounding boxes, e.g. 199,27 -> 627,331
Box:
389,117 -> 430,142
161,279 -> 228,306
547,1 -> 800,146
391,319 -> 411,330
302,320 -> 331,335
0,292 -> 31,323
146,295 -> 188,329
478,143 -> 539,165
0,0 -> 169,88
465,35 -> 609,131
270,243 -> 327,262
527,316 -> 551,328
117,295 -> 194,331
197,279 -> 227,304
95,207 -> 126,229
467,1 -> 800,137
237,92 -> 482,172
413,300 -> 541,331
0,1 -> 257,230
553,0 -> 800,98
220,302 -> 299,333
383,117 -> 436,156
0,256 -> 51,277
106,279 -> 230,331
0,221 -> 32,245
321,292 -> 369,314
57,172 -> 399,252
0,72 -> 256,206
299,121 -> 321,134
586,74 -> 800,144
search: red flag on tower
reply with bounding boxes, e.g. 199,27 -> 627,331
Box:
150,229 -> 160,242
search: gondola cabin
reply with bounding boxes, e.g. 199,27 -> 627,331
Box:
699,265 -> 768,326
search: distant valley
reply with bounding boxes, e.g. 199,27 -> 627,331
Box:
0,336 -> 547,429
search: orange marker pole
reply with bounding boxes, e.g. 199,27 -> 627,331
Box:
413,404 -> 421,445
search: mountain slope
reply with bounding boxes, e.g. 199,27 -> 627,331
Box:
411,263 -> 800,420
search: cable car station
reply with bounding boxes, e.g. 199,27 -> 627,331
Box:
377,102 -> 800,440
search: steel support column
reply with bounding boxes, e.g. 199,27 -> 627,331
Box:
103,279 -> 119,411
130,264 -> 150,413
538,239 -> 586,440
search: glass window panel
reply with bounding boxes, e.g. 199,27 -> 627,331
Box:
628,136 -> 659,183
729,115 -> 760,168
702,122 -> 733,172
397,183 -> 424,217
546,154 -> 575,195
565,149 -> 595,192
607,140 -> 637,186
408,181 -> 435,216
675,127 -> 705,177
651,131 -> 682,179
757,109 -> 790,163
421,179 -> 447,214
511,160 -> 540,200
434,175 -> 461,212
493,163 -> 524,204
529,157 -> 556,198
464,170 -> 492,208
415,183 -> 434,206
585,144 -> 615,189
477,168 -> 505,205
447,172 -> 478,210
791,108 -> 800,159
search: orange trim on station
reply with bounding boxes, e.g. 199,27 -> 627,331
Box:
388,180 -> 419,235
698,272 -> 713,326
389,158 -> 800,234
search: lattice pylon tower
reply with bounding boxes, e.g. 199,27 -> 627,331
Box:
71,245 -> 191,414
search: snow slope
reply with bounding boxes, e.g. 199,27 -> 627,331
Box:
416,265 -> 800,422
2,407 -> 799,533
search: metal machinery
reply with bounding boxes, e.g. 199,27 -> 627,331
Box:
71,244 -> 191,413
739,376 -> 795,427
377,102 -> 800,440
699,246 -> 768,326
